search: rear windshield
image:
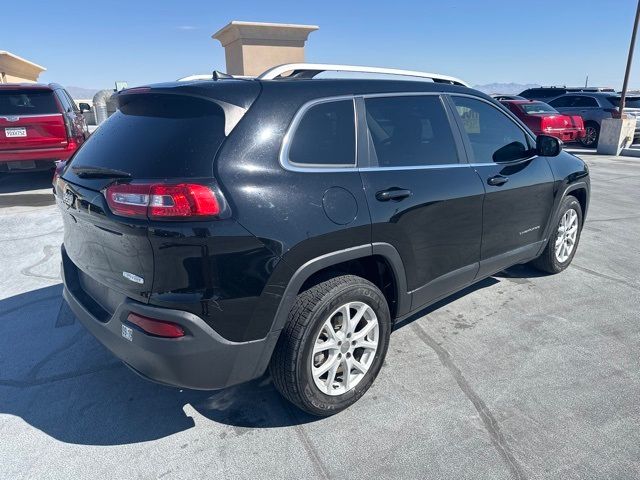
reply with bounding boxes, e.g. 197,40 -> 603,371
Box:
520,103 -> 558,114
607,97 -> 640,108
0,90 -> 58,115
70,94 -> 226,178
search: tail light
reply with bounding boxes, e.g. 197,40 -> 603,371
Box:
105,182 -> 221,220
126,313 -> 185,338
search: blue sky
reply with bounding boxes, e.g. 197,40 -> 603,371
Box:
3,0 -> 638,89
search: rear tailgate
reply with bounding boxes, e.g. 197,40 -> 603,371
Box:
0,89 -> 67,150
56,83 -> 259,305
56,177 -> 154,304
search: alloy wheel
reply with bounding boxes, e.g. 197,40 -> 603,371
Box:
582,126 -> 598,146
555,208 -> 578,263
310,301 -> 379,396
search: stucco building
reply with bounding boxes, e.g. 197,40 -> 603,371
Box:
0,51 -> 46,83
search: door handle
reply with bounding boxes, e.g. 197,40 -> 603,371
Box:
487,175 -> 509,186
376,188 -> 412,201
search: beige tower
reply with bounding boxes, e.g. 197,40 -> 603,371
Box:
212,21 -> 319,76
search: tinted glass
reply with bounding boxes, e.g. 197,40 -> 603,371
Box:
452,96 -> 530,163
607,96 -> 640,108
289,100 -> 355,166
63,90 -> 79,112
70,94 -> 226,178
523,88 -> 564,98
0,90 -> 59,115
572,96 -> 598,107
365,95 -> 458,167
56,90 -> 73,112
520,102 -> 558,114
548,96 -> 574,107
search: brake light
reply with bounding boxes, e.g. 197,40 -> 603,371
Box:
105,183 -> 221,219
126,313 -> 185,338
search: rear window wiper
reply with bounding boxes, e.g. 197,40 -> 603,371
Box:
71,165 -> 132,179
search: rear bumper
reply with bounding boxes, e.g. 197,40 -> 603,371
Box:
61,247 -> 278,390
0,145 -> 77,163
544,128 -> 585,142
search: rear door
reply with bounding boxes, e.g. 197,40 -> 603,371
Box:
358,93 -> 485,311
448,95 -> 555,277
0,88 -> 67,151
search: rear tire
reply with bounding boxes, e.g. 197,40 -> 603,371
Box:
270,275 -> 391,416
579,123 -> 599,148
530,196 -> 583,274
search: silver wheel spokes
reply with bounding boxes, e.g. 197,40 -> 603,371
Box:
555,208 -> 578,263
311,301 -> 379,396
584,127 -> 597,145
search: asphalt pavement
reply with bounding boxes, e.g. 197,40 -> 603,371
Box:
0,151 -> 638,479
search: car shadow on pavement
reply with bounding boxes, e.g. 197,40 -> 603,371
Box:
0,170 -> 54,194
0,267 -> 543,444
393,276 -> 500,332
0,285 -> 317,446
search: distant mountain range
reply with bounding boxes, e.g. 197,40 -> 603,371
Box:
65,86 -> 101,99
472,83 -> 541,95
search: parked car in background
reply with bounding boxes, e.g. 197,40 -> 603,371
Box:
519,86 -> 615,102
0,83 -> 89,173
491,94 -> 526,101
55,63 -> 590,416
548,92 -> 640,147
501,99 -> 585,143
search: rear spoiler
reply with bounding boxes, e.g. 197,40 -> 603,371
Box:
116,86 -> 252,136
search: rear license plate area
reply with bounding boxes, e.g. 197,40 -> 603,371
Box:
7,161 -> 36,170
5,127 -> 27,138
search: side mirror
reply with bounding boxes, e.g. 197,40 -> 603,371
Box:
79,102 -> 91,113
536,134 -> 562,157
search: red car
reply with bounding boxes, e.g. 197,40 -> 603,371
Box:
501,99 -> 585,143
0,83 -> 88,173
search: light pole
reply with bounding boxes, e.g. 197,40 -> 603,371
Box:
619,0 -> 640,113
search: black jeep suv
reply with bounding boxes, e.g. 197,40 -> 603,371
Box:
55,64 -> 589,416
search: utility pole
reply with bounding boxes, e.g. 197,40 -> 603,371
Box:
620,0 -> 640,113
585,75 -> 588,87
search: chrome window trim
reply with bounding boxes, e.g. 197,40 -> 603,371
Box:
0,113 -> 63,119
280,95 -> 358,173
358,163 -> 479,172
361,92 -> 466,170
361,91 -> 442,99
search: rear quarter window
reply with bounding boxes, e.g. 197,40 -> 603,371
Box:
0,90 -> 59,115
287,100 -> 355,167
70,94 -> 226,178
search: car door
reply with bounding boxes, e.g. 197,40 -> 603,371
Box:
358,93 -> 485,311
447,95 -> 556,277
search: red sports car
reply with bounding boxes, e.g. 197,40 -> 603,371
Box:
501,99 -> 585,143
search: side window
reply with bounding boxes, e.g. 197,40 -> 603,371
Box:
364,95 -> 458,167
549,96 -> 574,108
451,96 -> 530,164
573,96 -> 598,108
63,90 -> 80,112
55,90 -> 72,112
288,100 -> 355,167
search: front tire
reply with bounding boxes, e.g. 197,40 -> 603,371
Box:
270,275 -> 391,416
530,196 -> 583,274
